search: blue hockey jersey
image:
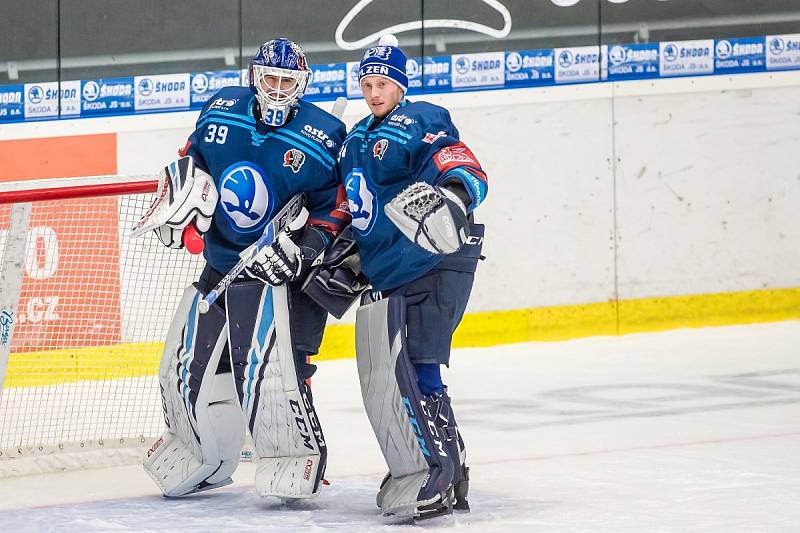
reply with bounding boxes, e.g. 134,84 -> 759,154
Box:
183,87 -> 348,272
338,99 -> 488,291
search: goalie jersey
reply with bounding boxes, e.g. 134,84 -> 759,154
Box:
182,86 -> 348,272
338,100 -> 489,291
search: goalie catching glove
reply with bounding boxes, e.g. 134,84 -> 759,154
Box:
384,181 -> 470,255
130,156 -> 218,248
246,225 -> 329,285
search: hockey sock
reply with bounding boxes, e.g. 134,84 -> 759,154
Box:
414,363 -> 444,395
294,349 -> 317,381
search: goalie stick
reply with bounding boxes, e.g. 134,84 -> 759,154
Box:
198,96 -> 348,314
199,193 -> 305,313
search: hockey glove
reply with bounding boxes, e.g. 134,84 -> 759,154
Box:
301,227 -> 369,319
246,226 -> 329,286
130,156 -> 218,249
384,181 -> 470,254
154,225 -> 184,249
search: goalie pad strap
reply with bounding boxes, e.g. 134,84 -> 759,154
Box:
355,294 -> 454,515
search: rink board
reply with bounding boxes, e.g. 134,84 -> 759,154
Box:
5,286 -> 800,387
3,71 -> 800,387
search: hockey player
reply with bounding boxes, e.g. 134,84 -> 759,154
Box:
133,38 -> 349,500
338,35 -> 488,518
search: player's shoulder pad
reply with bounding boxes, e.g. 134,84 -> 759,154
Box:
198,86 -> 254,120
387,100 -> 456,140
290,99 -> 347,157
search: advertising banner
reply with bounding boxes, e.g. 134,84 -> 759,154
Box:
0,198 -> 123,352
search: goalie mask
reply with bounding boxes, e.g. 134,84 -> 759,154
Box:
249,38 -> 311,126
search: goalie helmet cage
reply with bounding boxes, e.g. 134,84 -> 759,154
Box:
0,175 -> 205,477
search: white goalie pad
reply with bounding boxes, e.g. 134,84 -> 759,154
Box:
232,283 -> 327,500
143,285 -> 245,497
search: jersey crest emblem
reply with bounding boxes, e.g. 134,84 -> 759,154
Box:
219,163 -> 270,231
372,139 -> 389,160
345,168 -> 377,235
283,149 -> 306,173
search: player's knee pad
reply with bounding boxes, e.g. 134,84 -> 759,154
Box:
355,293 -> 455,518
227,281 -> 327,500
144,285 -> 245,497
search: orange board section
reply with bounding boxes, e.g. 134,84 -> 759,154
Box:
0,133 -> 117,182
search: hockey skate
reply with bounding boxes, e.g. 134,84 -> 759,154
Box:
375,391 -> 470,518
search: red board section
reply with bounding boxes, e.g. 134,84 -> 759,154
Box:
0,197 -> 123,352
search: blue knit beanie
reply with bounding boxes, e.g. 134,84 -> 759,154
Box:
358,34 -> 408,92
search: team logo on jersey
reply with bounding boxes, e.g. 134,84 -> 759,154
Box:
345,168 -> 377,235
372,139 -> 389,160
283,149 -> 306,173
219,163 -> 270,231
210,97 -> 238,110
423,131 -> 447,144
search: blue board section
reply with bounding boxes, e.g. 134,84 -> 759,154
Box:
305,63 -> 347,101
190,71 -> 242,108
80,78 -> 134,116
0,33 -> 795,124
714,37 -> 766,73
0,85 -> 24,122
607,43 -> 659,81
505,49 -> 554,87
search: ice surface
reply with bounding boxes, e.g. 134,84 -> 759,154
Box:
1,321 -> 799,532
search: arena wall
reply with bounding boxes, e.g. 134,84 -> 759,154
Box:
2,70 -> 799,356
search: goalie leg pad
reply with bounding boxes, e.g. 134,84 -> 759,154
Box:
144,285 -> 245,497
227,281 -> 327,500
355,294 -> 455,518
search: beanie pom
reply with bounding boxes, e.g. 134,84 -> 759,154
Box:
378,34 -> 399,47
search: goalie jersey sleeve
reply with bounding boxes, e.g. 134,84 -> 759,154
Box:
339,100 -> 488,291
179,87 -> 348,272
